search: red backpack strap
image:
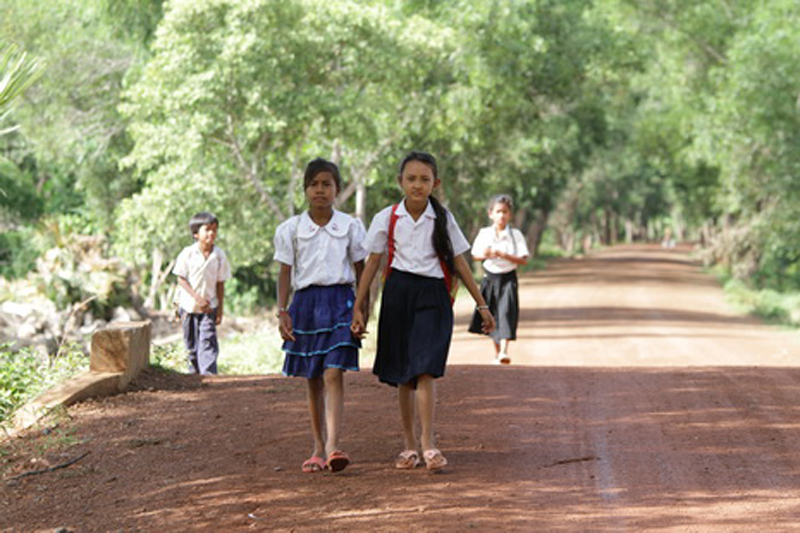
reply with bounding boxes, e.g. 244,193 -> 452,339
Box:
384,203 -> 456,305
383,204 -> 400,282
440,257 -> 454,302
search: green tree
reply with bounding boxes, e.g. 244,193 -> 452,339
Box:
1,0 -> 162,232
430,0 -> 632,254
116,0 -> 455,306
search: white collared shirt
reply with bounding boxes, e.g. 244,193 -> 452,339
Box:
471,225 -> 529,274
273,209 -> 368,291
173,243 -> 232,312
364,199 -> 470,279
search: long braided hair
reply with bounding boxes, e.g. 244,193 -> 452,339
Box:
398,151 -> 455,274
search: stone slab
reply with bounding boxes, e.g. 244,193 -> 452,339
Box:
11,371 -> 122,433
7,321 -> 153,438
90,320 -> 151,388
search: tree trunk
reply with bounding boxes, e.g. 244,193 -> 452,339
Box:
603,208 -> 612,245
563,230 -> 575,255
356,181 -> 367,223
287,163 -> 303,218
700,220 -> 713,248
145,248 -> 164,309
145,248 -> 175,312
527,208 -> 550,258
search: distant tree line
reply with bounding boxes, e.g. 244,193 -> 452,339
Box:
2,0 -> 800,313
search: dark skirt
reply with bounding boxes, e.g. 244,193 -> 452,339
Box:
282,285 -> 360,379
373,269 -> 454,388
469,270 -> 519,342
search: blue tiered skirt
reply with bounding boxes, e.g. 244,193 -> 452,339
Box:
282,284 -> 360,379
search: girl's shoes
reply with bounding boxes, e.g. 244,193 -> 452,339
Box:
423,449 -> 448,471
395,450 -> 421,469
301,456 -> 327,473
327,450 -> 351,473
302,452 -> 350,473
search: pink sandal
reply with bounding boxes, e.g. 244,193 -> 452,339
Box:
327,450 -> 351,473
395,450 -> 421,470
301,456 -> 327,473
423,449 -> 448,471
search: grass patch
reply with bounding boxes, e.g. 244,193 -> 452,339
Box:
150,342 -> 188,373
151,332 -> 287,375
218,326 -> 285,375
0,343 -> 88,424
712,266 -> 800,327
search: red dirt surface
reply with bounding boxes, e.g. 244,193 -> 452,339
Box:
4,244 -> 800,532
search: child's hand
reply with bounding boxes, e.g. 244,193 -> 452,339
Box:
479,308 -> 495,334
215,311 -> 223,325
196,296 -> 211,313
351,309 -> 368,340
278,313 -> 295,341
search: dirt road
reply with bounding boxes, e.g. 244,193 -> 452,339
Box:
4,244 -> 800,531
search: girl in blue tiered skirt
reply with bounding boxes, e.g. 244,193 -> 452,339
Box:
273,158 -> 367,474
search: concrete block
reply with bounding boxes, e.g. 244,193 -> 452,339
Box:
5,321 -> 153,438
12,371 -> 122,432
90,321 -> 151,388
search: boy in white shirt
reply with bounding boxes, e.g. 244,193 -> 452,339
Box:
173,212 -> 232,374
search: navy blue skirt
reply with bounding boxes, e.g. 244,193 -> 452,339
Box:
373,269 -> 453,387
282,285 -> 360,379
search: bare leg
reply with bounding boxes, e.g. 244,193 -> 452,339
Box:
398,382 -> 417,451
416,374 -> 447,469
499,339 -> 511,363
416,374 -> 436,451
306,377 -> 325,459
500,339 -> 511,356
493,340 -> 501,357
323,368 -> 344,456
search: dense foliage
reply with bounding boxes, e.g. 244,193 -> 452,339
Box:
0,343 -> 88,423
2,0 -> 800,316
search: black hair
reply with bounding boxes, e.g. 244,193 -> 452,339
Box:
489,194 -> 514,210
189,212 -> 219,236
488,194 -> 518,255
398,151 -> 455,274
303,158 -> 342,193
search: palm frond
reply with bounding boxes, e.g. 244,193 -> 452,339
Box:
0,43 -> 45,112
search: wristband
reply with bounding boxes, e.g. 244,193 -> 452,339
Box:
476,305 -> 489,311
276,307 -> 289,318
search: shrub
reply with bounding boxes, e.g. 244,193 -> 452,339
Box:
0,343 -> 88,423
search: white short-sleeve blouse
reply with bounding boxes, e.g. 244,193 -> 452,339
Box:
364,199 -> 470,279
273,209 -> 368,291
471,226 -> 530,274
